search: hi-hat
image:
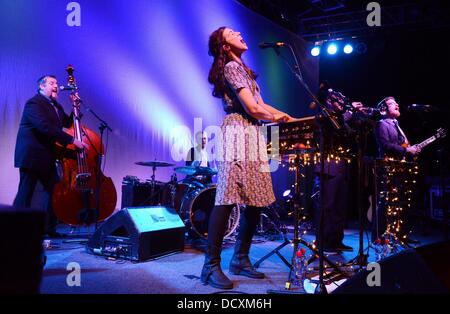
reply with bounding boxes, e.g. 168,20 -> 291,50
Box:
174,166 -> 218,176
135,161 -> 174,167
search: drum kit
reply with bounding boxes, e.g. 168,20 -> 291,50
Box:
132,160 -> 240,239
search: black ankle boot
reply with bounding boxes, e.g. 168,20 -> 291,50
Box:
229,253 -> 264,278
201,263 -> 233,289
201,247 -> 233,289
200,205 -> 235,289
229,240 -> 265,279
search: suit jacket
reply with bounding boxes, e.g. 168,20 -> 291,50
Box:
375,119 -> 407,158
14,93 -> 74,172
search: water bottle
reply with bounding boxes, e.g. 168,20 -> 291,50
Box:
374,238 -> 391,261
374,238 -> 383,261
382,238 -> 391,258
292,248 -> 307,289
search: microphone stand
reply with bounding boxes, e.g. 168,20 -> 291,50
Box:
346,115 -> 371,270
266,43 -> 342,294
80,101 -> 113,230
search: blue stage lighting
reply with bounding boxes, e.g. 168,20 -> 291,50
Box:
311,46 -> 320,57
343,44 -> 353,54
327,43 -> 338,55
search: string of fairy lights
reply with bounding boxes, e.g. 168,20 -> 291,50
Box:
377,158 -> 419,249
268,132 -> 420,266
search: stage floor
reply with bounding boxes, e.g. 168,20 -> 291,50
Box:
39,223 -> 444,294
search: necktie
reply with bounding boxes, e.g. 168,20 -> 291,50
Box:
393,120 -> 408,145
50,100 -> 61,123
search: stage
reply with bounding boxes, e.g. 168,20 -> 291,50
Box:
1,0 -> 449,299
40,224 -> 443,294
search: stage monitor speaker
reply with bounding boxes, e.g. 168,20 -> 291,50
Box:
333,241 -> 450,294
0,204 -> 46,294
87,206 -> 185,262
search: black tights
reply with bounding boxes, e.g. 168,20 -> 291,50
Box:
207,205 -> 263,251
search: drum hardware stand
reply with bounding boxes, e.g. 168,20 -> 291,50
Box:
256,206 -> 281,236
253,223 -> 292,269
256,212 -> 266,235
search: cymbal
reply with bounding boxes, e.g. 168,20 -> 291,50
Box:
135,161 -> 175,167
174,166 -> 218,176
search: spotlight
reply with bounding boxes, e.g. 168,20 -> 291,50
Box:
311,46 -> 320,57
343,44 -> 353,54
283,189 -> 292,197
355,42 -> 368,54
327,43 -> 338,55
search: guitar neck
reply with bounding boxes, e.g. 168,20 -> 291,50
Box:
417,135 -> 437,150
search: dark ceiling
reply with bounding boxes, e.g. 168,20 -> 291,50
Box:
238,0 -> 450,42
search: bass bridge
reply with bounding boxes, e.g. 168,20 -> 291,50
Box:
76,172 -> 92,190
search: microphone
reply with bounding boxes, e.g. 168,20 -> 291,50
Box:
259,42 -> 285,49
59,85 -> 78,91
407,104 -> 434,112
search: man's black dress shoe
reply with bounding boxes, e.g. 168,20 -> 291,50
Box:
336,243 -> 354,252
323,247 -> 340,254
405,237 -> 420,244
45,231 -> 66,238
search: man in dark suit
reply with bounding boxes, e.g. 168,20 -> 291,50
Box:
13,75 -> 86,236
373,96 -> 421,242
375,96 -> 420,158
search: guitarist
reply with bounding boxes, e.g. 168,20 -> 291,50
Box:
373,96 -> 420,243
375,96 -> 421,158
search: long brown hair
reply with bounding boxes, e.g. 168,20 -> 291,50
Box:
207,26 -> 257,99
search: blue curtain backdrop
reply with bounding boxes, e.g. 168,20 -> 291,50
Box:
0,0 -> 318,208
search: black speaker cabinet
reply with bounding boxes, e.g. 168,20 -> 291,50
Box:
0,204 -> 46,294
87,206 -> 185,262
333,241 -> 450,294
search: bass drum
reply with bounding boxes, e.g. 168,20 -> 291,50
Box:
161,179 -> 206,212
180,186 -> 240,239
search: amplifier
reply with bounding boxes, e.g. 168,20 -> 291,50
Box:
121,176 -> 165,208
429,185 -> 450,222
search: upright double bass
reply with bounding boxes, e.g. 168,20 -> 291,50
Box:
52,65 -> 117,225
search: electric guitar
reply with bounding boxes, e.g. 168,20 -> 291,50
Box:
401,128 -> 447,151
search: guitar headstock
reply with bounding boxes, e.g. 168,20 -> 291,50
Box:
436,128 -> 447,139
